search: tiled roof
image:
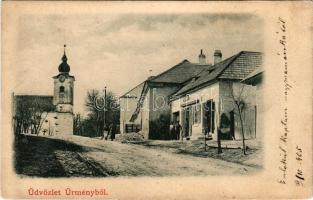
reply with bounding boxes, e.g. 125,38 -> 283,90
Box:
241,67 -> 264,83
172,51 -> 262,98
149,60 -> 211,84
13,95 -> 54,101
121,60 -> 210,99
127,60 -> 211,122
13,95 -> 55,115
219,51 -> 262,80
13,95 -> 54,106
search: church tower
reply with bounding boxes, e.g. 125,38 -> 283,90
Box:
53,45 -> 75,135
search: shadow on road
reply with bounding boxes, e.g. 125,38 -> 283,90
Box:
14,135 -> 106,177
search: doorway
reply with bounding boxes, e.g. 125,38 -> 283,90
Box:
182,107 -> 192,137
172,111 -> 180,124
202,100 -> 215,135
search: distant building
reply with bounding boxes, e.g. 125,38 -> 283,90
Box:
120,50 -> 212,139
13,45 -> 75,136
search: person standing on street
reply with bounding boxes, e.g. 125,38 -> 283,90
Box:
110,123 -> 117,141
173,121 -> 182,140
169,121 -> 174,140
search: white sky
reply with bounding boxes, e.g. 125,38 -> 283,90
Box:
13,13 -> 263,115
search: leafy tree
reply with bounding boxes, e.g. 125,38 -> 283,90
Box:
73,113 -> 83,135
83,89 -> 120,137
13,95 -> 55,137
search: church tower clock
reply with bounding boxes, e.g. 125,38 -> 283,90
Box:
53,45 -> 75,113
52,45 -> 75,135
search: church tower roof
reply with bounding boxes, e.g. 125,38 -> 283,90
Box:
58,44 -> 70,73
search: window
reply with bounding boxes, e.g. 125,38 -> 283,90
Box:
59,86 -> 65,102
59,86 -> 65,93
193,104 -> 201,124
70,86 -> 73,104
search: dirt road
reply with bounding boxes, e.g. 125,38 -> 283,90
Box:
56,135 -> 258,176
16,135 -> 259,177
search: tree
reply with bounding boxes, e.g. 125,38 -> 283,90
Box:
84,89 -> 120,137
74,113 -> 83,135
228,82 -> 250,155
13,95 -> 55,137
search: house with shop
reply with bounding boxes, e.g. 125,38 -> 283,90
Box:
119,50 -> 212,139
12,45 -> 75,136
170,51 -> 262,141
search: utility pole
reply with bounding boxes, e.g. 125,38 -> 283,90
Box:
103,86 -> 107,135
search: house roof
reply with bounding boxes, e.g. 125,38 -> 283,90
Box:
241,67 -> 264,85
242,67 -> 264,82
148,60 -> 211,84
219,51 -> 262,80
121,60 -> 211,98
13,95 -> 54,105
172,51 -> 262,98
127,60 -> 210,122
13,94 -> 53,100
13,95 -> 55,115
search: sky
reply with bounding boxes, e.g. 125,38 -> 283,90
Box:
13,13 -> 263,116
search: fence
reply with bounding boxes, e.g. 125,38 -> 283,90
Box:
125,124 -> 141,133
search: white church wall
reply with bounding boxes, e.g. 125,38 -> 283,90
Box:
39,112 -> 74,136
39,112 -> 57,136
55,113 -> 74,135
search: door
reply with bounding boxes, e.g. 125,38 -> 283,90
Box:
230,110 -> 235,139
172,111 -> 180,124
185,109 -> 190,137
203,100 -> 215,134
188,108 -> 193,136
182,107 -> 192,137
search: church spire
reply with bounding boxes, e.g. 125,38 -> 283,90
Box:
62,44 -> 68,62
58,44 -> 70,73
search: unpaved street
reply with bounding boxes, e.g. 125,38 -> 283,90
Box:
56,135 -> 258,176
16,135 -> 259,177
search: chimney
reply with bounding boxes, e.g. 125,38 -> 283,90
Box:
214,50 -> 222,64
198,49 -> 206,65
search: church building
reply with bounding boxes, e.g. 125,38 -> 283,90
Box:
13,45 -> 75,136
